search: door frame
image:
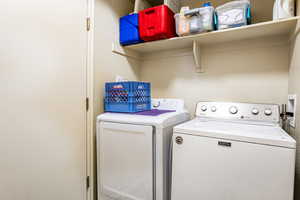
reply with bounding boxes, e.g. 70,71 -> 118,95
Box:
86,0 -> 95,199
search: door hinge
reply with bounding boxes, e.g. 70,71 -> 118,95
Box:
86,98 -> 89,111
86,176 -> 90,189
86,17 -> 91,31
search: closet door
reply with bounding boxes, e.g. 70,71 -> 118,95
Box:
0,0 -> 88,200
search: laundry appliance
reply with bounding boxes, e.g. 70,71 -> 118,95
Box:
171,101 -> 296,200
97,99 -> 190,200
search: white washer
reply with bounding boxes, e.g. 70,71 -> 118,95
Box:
171,101 -> 296,200
97,99 -> 190,200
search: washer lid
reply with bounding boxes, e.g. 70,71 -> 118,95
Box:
174,119 -> 296,148
97,111 -> 190,128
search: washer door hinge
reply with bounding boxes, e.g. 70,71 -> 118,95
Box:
86,98 -> 89,111
86,17 -> 91,31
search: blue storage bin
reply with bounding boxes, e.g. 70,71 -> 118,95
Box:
105,81 -> 151,113
120,14 -> 143,46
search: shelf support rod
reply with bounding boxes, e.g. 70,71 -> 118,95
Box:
111,42 -> 141,60
289,20 -> 300,42
193,41 -> 203,73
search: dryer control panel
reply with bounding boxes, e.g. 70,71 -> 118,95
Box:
152,99 -> 185,111
195,102 -> 280,124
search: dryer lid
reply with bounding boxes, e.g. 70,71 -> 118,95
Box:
97,111 -> 190,128
98,99 -> 190,128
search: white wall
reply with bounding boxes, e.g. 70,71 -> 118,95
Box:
140,36 -> 290,115
289,20 -> 300,200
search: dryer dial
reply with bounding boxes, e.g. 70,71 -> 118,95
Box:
201,105 -> 207,112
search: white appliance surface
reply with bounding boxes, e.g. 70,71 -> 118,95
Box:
99,122 -> 154,200
171,101 -> 296,200
174,118 -> 295,148
98,99 -> 188,128
97,99 -> 190,200
98,111 -> 188,128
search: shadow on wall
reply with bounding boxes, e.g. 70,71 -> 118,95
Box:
295,174 -> 300,200
95,0 -> 134,16
289,21 -> 300,70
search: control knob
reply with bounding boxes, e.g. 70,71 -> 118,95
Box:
264,109 -> 272,116
201,105 -> 207,112
211,106 -> 217,112
229,106 -> 238,115
252,108 -> 259,115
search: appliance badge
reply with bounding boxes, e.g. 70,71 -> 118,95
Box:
218,141 -> 231,147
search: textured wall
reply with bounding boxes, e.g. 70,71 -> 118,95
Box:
140,37 -> 290,115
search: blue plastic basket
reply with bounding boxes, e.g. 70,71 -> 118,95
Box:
104,82 -> 151,113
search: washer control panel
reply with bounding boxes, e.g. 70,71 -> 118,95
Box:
196,102 -> 280,123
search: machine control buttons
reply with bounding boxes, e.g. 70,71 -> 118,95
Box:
211,106 -> 217,112
229,106 -> 238,114
252,108 -> 259,115
264,109 -> 272,116
201,105 -> 207,112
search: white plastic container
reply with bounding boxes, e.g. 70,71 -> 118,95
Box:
185,6 -> 215,31
216,0 -> 250,30
273,0 -> 295,20
175,6 -> 214,36
175,7 -> 192,36
200,6 -> 215,31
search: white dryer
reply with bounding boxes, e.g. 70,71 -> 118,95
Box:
97,99 -> 190,200
171,102 -> 296,200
